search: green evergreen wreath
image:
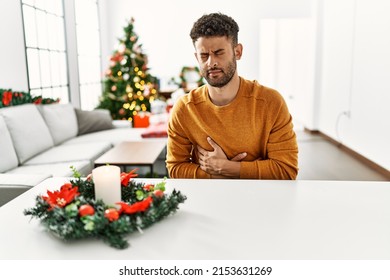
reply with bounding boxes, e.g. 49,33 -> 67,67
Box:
179,66 -> 204,89
24,168 -> 186,249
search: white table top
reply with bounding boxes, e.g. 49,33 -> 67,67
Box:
0,178 -> 389,260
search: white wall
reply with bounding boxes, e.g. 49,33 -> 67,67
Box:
98,0 -> 312,88
258,17 -> 317,130
318,0 -> 390,170
0,0 -> 28,91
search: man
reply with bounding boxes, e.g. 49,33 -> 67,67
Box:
166,13 -> 298,179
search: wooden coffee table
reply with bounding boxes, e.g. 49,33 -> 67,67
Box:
94,141 -> 167,175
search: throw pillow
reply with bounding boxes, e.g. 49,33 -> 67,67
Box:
1,104 -> 54,164
75,108 -> 114,135
40,103 -> 78,145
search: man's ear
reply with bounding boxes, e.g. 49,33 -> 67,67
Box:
234,43 -> 243,60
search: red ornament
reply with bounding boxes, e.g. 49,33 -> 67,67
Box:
153,190 -> 164,198
104,208 -> 120,222
79,204 -> 95,217
110,52 -> 124,63
118,108 -> 126,116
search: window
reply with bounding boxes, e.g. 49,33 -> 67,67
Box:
21,0 -> 69,103
75,0 -> 102,110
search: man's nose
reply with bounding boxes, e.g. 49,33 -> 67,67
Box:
207,56 -> 218,68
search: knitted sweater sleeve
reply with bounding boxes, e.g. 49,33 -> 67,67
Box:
166,99 -> 211,179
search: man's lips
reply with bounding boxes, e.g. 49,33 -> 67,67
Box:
207,68 -> 222,76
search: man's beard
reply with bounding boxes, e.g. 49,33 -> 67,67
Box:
202,59 -> 237,88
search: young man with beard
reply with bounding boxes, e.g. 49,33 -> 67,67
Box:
166,13 -> 298,179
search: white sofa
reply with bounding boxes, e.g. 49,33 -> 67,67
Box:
0,103 -> 159,207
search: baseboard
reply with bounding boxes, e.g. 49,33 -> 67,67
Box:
303,128 -> 390,180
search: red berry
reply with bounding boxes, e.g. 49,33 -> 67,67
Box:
78,204 -> 95,217
104,208 -> 120,221
153,190 -> 164,198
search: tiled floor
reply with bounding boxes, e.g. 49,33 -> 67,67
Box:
148,130 -> 388,181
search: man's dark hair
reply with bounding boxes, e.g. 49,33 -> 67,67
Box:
190,13 -> 239,45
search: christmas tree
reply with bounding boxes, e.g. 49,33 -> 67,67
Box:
97,18 -> 159,123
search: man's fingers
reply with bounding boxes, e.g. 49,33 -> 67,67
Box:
231,152 -> 247,161
207,137 -> 219,149
197,145 -> 207,156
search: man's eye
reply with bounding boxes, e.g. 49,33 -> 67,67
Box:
200,54 -> 208,60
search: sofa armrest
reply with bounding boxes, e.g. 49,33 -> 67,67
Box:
0,173 -> 52,206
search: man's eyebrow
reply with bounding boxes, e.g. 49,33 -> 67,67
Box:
199,49 -> 224,55
211,48 -> 224,54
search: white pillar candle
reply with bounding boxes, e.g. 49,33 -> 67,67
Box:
92,165 -> 121,207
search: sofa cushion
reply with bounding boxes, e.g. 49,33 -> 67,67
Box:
40,103 -> 78,145
1,104 -> 54,164
0,115 -> 19,172
23,142 -> 112,165
6,160 -> 92,177
0,173 -> 51,187
75,108 -> 114,135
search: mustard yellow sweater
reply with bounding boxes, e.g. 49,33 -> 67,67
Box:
166,77 -> 298,179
